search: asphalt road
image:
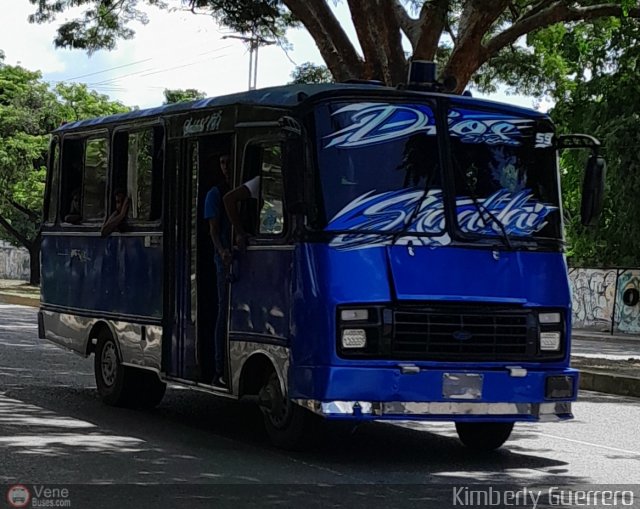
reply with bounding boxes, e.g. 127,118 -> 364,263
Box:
1,304 -> 639,508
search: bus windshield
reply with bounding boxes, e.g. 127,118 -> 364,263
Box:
313,100 -> 562,250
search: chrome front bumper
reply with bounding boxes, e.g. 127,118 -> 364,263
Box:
294,400 -> 572,422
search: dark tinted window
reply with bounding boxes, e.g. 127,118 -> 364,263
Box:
448,105 -> 561,240
83,137 -> 108,221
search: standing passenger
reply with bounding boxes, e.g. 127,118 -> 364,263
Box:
204,154 -> 232,387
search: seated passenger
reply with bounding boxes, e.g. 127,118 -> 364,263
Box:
64,189 -> 82,224
101,189 -> 130,237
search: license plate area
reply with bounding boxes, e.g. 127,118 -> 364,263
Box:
443,373 -> 483,399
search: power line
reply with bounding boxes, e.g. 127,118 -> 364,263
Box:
88,45 -> 233,86
90,52 -> 229,86
62,58 -> 154,81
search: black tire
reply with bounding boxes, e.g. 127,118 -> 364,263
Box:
455,421 -> 514,451
261,371 -> 320,450
94,333 -> 166,408
94,332 -> 129,406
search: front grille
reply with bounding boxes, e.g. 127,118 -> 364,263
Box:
393,307 -> 534,360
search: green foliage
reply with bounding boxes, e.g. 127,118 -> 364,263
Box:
289,62 -> 333,84
0,54 -> 129,253
163,88 -> 206,104
549,19 -> 640,267
28,0 -> 296,52
54,82 -> 128,122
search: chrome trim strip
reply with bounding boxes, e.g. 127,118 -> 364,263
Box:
294,400 -> 572,421
164,377 -> 238,400
40,304 -> 162,325
228,331 -> 288,345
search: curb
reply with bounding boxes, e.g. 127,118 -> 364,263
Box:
0,294 -> 40,308
579,370 -> 640,398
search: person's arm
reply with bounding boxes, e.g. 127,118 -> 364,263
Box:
208,218 -> 231,265
223,184 -> 251,242
101,198 -> 129,237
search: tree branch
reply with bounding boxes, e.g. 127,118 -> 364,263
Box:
442,0 -> 511,90
282,0 -> 364,81
347,0 -> 406,83
392,0 -> 420,47
413,0 -> 451,60
486,3 -> 640,56
0,215 -> 32,250
5,197 -> 40,223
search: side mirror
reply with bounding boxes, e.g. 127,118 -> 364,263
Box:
581,155 -> 606,226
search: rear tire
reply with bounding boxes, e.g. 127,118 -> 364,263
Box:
455,422 -> 514,451
94,333 -> 129,406
94,333 -> 166,408
260,371 -> 319,450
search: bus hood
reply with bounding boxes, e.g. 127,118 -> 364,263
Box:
384,245 -> 569,306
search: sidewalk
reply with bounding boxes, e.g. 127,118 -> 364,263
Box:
572,329 -> 640,398
1,280 -> 638,398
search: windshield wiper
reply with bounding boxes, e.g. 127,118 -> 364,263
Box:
466,193 -> 513,250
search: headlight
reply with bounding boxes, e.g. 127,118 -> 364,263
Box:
341,329 -> 367,349
540,332 -> 561,351
539,312 -> 561,324
340,309 -> 369,321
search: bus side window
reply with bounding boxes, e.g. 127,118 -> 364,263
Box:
60,139 -> 84,224
258,143 -> 284,236
83,137 -> 108,221
113,126 -> 163,222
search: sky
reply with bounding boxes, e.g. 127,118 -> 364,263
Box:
1,1 -> 547,111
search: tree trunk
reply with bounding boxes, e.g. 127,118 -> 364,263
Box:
28,237 -> 41,286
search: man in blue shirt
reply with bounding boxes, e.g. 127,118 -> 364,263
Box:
204,153 -> 232,387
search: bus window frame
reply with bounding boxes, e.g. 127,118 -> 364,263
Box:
59,128 -> 109,228
43,135 -> 61,226
240,135 -> 290,245
111,120 -> 166,231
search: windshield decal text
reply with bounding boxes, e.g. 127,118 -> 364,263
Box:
327,188 -> 556,251
325,104 -> 532,149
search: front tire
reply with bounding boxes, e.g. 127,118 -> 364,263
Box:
455,422 -> 514,451
260,372 -> 319,450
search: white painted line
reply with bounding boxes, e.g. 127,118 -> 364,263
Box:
536,432 -> 640,457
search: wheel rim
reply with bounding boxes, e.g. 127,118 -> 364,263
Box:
263,376 -> 291,429
101,341 -> 118,387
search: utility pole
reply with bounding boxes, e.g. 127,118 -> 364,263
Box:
222,34 -> 275,90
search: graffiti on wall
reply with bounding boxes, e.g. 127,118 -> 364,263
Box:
570,268 -> 640,334
614,270 -> 640,334
570,269 -> 618,331
0,242 -> 30,280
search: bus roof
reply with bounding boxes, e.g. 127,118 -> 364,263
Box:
54,83 -> 548,133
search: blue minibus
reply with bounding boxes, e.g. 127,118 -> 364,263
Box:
39,62 -> 604,450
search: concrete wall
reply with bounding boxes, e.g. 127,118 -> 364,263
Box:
0,241 -> 30,280
569,268 -> 640,334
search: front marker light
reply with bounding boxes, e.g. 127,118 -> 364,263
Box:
540,332 -> 561,351
342,329 -> 367,349
340,309 -> 369,321
539,312 -> 561,324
